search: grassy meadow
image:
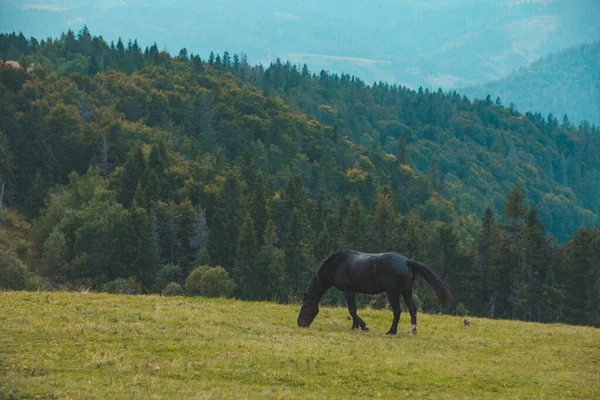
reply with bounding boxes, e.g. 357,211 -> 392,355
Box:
0,291 -> 598,399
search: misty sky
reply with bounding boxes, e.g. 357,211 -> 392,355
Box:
1,0 -> 599,88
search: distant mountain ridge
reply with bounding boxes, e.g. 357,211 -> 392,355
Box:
461,41 -> 600,126
1,0 -> 599,90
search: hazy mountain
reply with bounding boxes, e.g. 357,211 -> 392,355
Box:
1,0 -> 599,90
461,41 -> 600,126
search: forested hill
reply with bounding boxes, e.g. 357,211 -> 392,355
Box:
462,41 -> 600,126
0,30 -> 599,326
2,30 -> 599,242
256,58 -> 600,244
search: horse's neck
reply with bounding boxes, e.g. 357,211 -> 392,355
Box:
307,274 -> 328,301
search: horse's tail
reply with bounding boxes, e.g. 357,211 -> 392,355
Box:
408,260 -> 452,312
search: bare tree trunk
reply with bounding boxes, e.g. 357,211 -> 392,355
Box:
0,181 -> 4,210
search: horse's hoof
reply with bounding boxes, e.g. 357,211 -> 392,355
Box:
386,330 -> 397,335
410,325 -> 418,336
361,327 -> 369,332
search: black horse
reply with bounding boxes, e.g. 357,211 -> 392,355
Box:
297,250 -> 452,335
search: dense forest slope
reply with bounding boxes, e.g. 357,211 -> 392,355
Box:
462,41 -> 600,126
257,58 -> 600,243
0,30 -> 599,326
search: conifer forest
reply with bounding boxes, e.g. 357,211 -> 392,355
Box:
0,29 -> 599,327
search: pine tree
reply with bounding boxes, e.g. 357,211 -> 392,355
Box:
304,198 -> 320,238
147,91 -> 169,128
250,171 -> 268,246
147,142 -> 167,175
123,201 -> 153,286
431,225 -> 459,280
399,210 -> 424,260
282,207 -> 314,296
163,201 -> 179,266
523,206 -> 548,321
209,169 -> 244,271
189,204 -> 208,267
133,182 -> 147,210
284,175 -> 305,213
539,266 -> 564,323
150,206 -> 162,272
429,160 -> 439,192
273,175 -> 306,239
6,44 -> 20,61
144,169 -> 160,203
503,184 -> 528,230
176,199 -> 196,271
499,184 -> 529,319
476,207 -> 501,316
178,48 -> 189,61
78,90 -> 93,123
233,213 -> 260,299
100,131 -> 110,178
370,186 -> 397,252
562,114 -> 570,130
196,93 -> 216,148
232,53 -> 240,74
397,133 -> 411,166
317,149 -> 339,196
43,228 -> 68,281
258,219 -> 287,301
563,227 -> 600,326
314,221 -> 336,262
0,131 -> 13,207
23,170 -> 46,220
242,149 -> 257,190
119,146 -> 145,207
339,197 -> 367,250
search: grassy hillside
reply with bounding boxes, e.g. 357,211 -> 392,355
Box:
1,292 -> 598,399
462,41 -> 600,126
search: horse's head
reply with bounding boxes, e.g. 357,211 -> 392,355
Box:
297,293 -> 319,328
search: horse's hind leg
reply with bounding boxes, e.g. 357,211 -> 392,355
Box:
403,291 -> 418,336
386,290 -> 401,334
344,291 -> 368,331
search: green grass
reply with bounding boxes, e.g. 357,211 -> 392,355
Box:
0,292 -> 598,399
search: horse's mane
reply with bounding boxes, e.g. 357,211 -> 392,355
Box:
317,249 -> 358,273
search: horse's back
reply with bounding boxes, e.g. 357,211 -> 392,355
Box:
378,252 -> 411,278
332,251 -> 411,294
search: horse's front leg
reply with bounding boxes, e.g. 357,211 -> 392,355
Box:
344,291 -> 368,331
